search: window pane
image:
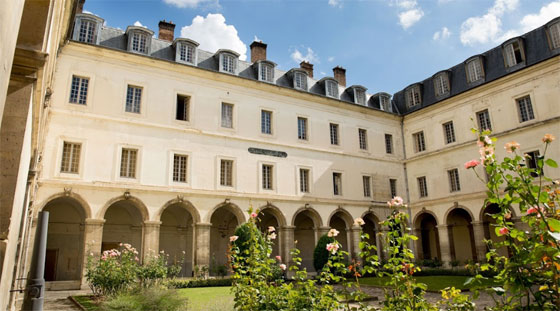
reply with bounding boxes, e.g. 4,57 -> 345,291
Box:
126,86 -> 142,113
70,76 -> 89,105
517,96 -> 535,122
418,176 -> 428,197
448,169 -> 460,192
477,110 -> 492,131
61,142 -> 81,173
363,176 -> 371,197
300,168 -> 309,193
220,159 -> 233,186
550,22 -> 560,49
389,179 -> 397,198
443,121 -> 456,144
221,103 -> 233,128
261,110 -> 272,134
173,154 -> 188,182
262,165 -> 273,190
359,129 -> 367,150
120,148 -> 137,178
298,117 -> 307,140
333,173 -> 342,195
413,131 -> 425,152
385,134 -> 393,154
330,123 -> 339,145
294,72 -> 307,90
176,95 -> 190,121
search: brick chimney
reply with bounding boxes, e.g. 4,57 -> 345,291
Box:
333,66 -> 346,87
77,0 -> 85,13
158,20 -> 175,42
300,61 -> 314,78
250,41 -> 267,63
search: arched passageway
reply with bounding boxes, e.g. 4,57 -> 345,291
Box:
293,209 -> 320,272
257,208 -> 281,258
447,208 -> 476,263
209,204 -> 240,276
481,204 -> 509,257
102,200 -> 144,254
160,203 -> 195,277
414,213 -> 440,261
43,197 -> 86,282
362,212 -> 382,261
328,211 -> 351,254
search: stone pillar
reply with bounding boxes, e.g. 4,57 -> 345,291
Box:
350,226 -> 361,259
318,226 -> 330,237
280,226 -> 295,264
471,221 -> 487,262
436,225 -> 452,268
82,218 -> 105,289
195,223 -> 211,276
143,221 -> 161,260
412,228 -> 423,260
375,230 -> 384,262
512,217 -> 528,231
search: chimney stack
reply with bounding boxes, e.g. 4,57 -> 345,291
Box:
158,20 -> 175,42
300,61 -> 314,78
333,66 -> 346,87
250,41 -> 267,63
77,0 -> 85,14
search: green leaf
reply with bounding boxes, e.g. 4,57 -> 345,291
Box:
545,159 -> 558,168
409,235 -> 418,241
548,219 -> 560,232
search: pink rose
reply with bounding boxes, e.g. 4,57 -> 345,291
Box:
326,242 -> 339,254
504,141 -> 520,153
327,229 -> 339,237
279,264 -> 287,270
527,207 -> 538,215
268,226 -> 275,233
498,227 -> 509,235
250,212 -> 258,218
542,134 -> 555,143
275,255 -> 281,261
229,235 -> 238,242
464,160 -> 480,169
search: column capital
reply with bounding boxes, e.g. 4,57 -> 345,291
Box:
280,225 -> 296,230
436,224 -> 449,229
144,220 -> 162,227
471,221 -> 484,225
195,222 -> 212,228
85,218 -> 106,225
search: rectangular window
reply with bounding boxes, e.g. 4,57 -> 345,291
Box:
120,148 -> 138,178
448,168 -> 461,192
443,121 -> 456,144
299,168 -> 309,193
260,64 -> 274,82
358,128 -> 368,150
550,22 -> 560,49
389,179 -> 397,198
385,134 -> 393,154
79,19 -> 96,43
125,85 -> 142,113
176,94 -> 190,121
417,176 -> 428,198
294,72 -> 307,90
222,54 -> 236,73
466,58 -> 483,83
504,41 -> 524,67
406,86 -> 421,107
380,95 -> 391,111
330,123 -> 339,145
262,164 -> 273,190
434,74 -> 450,97
355,89 -> 366,105
516,96 -> 535,122
173,154 -> 188,183
220,159 -> 233,186
526,151 -> 541,177
333,172 -> 342,196
476,109 -> 492,131
221,103 -> 233,128
363,176 -> 372,197
413,131 -> 426,153
179,44 -> 195,63
261,110 -> 272,134
297,117 -> 308,140
60,142 -> 81,173
131,33 -> 147,53
326,80 -> 338,98
69,76 -> 89,105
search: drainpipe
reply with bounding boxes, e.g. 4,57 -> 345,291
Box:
400,117 -> 415,255
22,211 -> 49,311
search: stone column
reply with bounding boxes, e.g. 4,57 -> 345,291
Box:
318,226 -> 330,237
280,226 -> 295,264
471,221 -> 487,262
350,226 -> 361,260
194,223 -> 211,277
82,218 -> 105,289
375,230 -> 384,262
412,228 -> 423,260
512,216 -> 528,231
143,221 -> 161,260
436,225 -> 452,268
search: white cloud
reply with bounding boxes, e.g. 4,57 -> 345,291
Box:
328,56 -> 335,62
459,0 -> 520,45
392,0 -> 424,29
518,1 -> 560,32
180,14 -> 247,61
290,47 -> 319,64
328,0 -> 343,8
163,0 -> 215,8
433,27 -> 451,41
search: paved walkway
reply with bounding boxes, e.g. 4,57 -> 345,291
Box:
42,289 -> 91,311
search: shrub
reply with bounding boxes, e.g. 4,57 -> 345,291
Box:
101,287 -> 188,311
86,244 -> 139,296
313,234 -> 335,272
166,278 -> 233,289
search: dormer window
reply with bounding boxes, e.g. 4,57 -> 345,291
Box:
72,13 -> 104,44
290,69 -> 308,91
465,56 -> 484,83
433,72 -> 450,97
173,38 -> 199,65
546,19 -> 560,50
405,84 -> 422,108
216,49 -> 240,75
126,26 -> 154,55
348,85 -> 367,105
257,61 -> 275,83
503,38 -> 525,68
380,94 -> 392,112
322,78 -> 338,98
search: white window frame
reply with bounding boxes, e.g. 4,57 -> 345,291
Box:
503,39 -> 525,68
178,43 -> 197,65
380,94 -> 392,112
125,84 -> 143,114
293,71 -> 308,91
548,20 -> 560,50
329,123 -> 340,146
332,171 -> 343,196
220,53 -> 238,74
259,162 -> 276,193
385,134 -> 393,154
476,109 -> 492,131
516,95 -> 535,123
56,137 -> 86,179
221,102 -> 235,129
169,151 -> 191,186
412,131 -> 426,153
130,32 -> 150,54
72,14 -> 103,44
448,168 -> 461,192
358,128 -> 368,150
466,57 -> 484,83
216,156 -> 236,189
362,174 -> 372,198
297,116 -> 308,141
325,80 -> 339,98
442,121 -> 456,144
261,109 -> 273,135
417,176 -> 428,198
174,93 -> 191,123
406,85 -> 421,108
258,62 -> 275,83
69,75 -> 90,105
353,88 -> 366,105
115,144 -> 142,182
434,72 -> 450,97
296,166 -> 313,194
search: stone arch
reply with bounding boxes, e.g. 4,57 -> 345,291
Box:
446,207 -> 477,263
98,194 -> 149,221
327,208 -> 353,229
412,209 -> 439,228
39,191 -> 92,219
480,203 -> 509,257
290,206 -> 323,227
443,205 -> 475,226
156,198 -> 201,223
361,211 -> 382,260
257,204 -> 285,258
478,203 -> 516,221
328,209 -> 353,254
414,212 -> 441,261
258,204 -> 287,227
42,195 -> 88,283
101,195 -> 147,255
205,201 -> 245,224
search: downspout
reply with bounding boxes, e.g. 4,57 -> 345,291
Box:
400,116 -> 415,255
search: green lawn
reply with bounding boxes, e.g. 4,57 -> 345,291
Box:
359,275 -> 495,291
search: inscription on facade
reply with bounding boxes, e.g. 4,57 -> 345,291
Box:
248,147 -> 287,158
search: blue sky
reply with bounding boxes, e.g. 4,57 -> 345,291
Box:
83,0 -> 560,94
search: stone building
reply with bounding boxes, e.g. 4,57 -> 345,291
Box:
0,1 -> 559,307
